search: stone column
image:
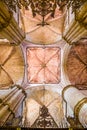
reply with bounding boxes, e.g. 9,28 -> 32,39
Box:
0,85 -> 26,126
75,2 -> 87,27
63,2 -> 87,44
62,85 -> 87,128
63,20 -> 87,44
0,1 -> 25,45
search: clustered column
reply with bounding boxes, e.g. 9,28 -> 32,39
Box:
63,2 -> 87,44
0,85 -> 26,126
62,85 -> 87,128
0,1 -> 25,45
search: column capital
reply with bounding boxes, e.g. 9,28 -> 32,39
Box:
11,85 -> 27,98
74,97 -> 87,121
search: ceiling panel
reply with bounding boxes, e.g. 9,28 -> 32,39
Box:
27,47 -> 61,84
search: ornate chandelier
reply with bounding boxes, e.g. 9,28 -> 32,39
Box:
3,0 -> 86,24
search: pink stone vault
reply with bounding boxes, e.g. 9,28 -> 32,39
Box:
27,47 -> 61,84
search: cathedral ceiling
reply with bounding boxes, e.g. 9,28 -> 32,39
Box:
66,41 -> 87,90
20,7 -> 65,45
27,47 -> 61,84
0,1 -> 87,91
25,89 -> 64,127
0,44 -> 24,89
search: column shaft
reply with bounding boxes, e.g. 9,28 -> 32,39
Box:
0,86 -> 26,125
0,1 -> 25,45
63,2 -> 87,44
62,85 -> 87,127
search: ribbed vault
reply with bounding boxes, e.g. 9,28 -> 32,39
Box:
0,43 -> 24,88
27,47 -> 61,84
23,89 -> 65,127
20,7 -> 65,44
66,41 -> 87,90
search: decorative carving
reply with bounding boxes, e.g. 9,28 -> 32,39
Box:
28,0 -> 58,24
3,0 -> 86,13
3,0 -> 86,25
3,0 -> 29,12
57,0 -> 86,12
31,105 -> 58,128
67,116 -> 83,128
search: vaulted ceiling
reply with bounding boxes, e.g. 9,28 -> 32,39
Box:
0,1 -> 87,128
0,44 -> 24,89
25,89 -> 64,127
66,41 -> 87,90
20,7 -> 66,44
27,47 -> 61,84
